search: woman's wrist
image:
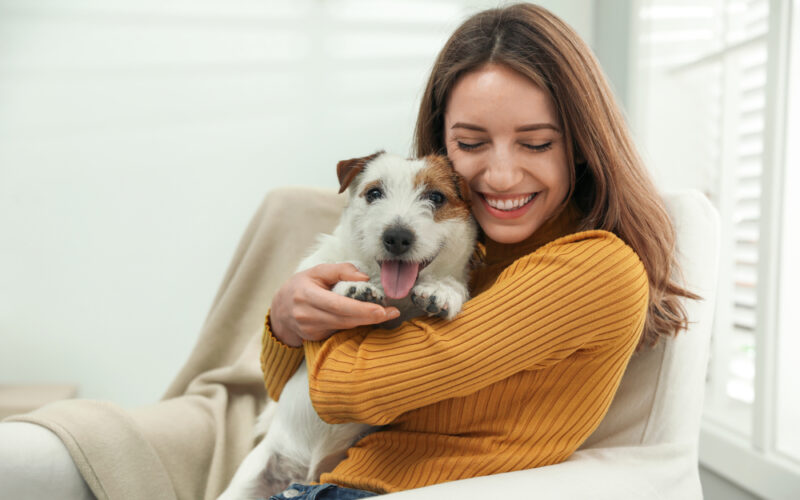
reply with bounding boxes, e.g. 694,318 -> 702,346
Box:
268,311 -> 303,348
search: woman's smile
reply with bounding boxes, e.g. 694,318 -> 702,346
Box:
478,191 -> 539,219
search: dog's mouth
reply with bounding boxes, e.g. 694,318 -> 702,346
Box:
379,259 -> 432,300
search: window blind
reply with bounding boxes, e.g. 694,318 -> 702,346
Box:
637,0 -> 769,431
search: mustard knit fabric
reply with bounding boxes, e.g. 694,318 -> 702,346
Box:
260,201 -> 649,494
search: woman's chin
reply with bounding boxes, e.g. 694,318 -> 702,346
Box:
480,224 -> 537,244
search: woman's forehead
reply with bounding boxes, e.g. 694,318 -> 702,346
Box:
445,63 -> 558,129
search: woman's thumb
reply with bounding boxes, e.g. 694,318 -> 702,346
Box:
312,263 -> 370,285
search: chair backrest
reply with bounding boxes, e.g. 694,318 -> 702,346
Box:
580,189 -> 720,450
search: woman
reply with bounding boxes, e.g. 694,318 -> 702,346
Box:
0,4 -> 697,500
264,3 -> 697,499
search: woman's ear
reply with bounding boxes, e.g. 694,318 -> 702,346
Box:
336,150 -> 385,193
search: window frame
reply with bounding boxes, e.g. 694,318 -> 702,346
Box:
697,0 -> 800,497
630,0 -> 800,496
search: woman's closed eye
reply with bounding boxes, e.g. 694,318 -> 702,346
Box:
456,141 -> 553,152
456,141 -> 484,151
522,141 -> 553,152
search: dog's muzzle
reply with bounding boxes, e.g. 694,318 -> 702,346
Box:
380,225 -> 422,300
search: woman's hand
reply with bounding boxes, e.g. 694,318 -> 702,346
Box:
269,263 -> 401,347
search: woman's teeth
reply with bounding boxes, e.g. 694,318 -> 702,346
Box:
484,193 -> 536,211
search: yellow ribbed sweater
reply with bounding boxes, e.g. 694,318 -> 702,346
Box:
260,202 -> 649,494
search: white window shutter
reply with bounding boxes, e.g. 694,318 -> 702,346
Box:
636,0 -> 769,429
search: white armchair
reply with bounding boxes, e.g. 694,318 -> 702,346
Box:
1,188 -> 719,500
383,189 -> 721,499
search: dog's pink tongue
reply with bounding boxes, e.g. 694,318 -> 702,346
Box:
381,260 -> 420,299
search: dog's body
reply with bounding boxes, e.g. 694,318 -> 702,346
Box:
219,152 -> 477,499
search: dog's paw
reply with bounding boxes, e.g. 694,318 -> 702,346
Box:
332,281 -> 385,305
410,282 -> 464,320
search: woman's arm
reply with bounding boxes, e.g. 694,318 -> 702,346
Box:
303,230 -> 650,426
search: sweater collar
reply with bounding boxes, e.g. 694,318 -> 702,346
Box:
478,199 -> 583,266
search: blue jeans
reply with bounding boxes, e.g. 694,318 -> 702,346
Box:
268,482 -> 380,500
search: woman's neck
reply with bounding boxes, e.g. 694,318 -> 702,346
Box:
481,200 -> 583,265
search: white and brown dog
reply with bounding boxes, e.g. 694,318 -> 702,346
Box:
219,151 -> 478,500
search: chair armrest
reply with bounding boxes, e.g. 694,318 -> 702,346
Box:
0,385 -> 77,419
380,444 -> 701,500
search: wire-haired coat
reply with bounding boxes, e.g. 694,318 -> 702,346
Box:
219,151 -> 477,500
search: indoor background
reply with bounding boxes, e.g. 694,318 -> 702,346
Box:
0,0 -> 797,498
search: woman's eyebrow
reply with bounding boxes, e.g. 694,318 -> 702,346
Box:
516,123 -> 561,132
451,122 -> 560,132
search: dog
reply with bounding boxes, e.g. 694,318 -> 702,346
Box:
218,151 -> 478,499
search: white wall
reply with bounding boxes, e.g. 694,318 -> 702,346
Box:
0,0 -> 595,408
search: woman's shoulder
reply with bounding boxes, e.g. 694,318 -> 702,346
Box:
534,229 -> 650,329
542,228 -> 624,246
478,227 -> 649,348
475,228 -> 648,305
523,229 -> 649,289
538,229 -> 643,264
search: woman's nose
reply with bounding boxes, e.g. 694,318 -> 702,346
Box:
484,151 -> 524,192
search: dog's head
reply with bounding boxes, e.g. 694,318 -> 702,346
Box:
335,151 -> 475,300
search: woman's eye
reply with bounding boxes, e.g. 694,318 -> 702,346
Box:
365,187 -> 383,203
457,141 -> 483,151
427,191 -> 446,206
522,141 -> 553,152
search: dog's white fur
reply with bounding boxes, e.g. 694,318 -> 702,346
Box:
218,152 -> 477,499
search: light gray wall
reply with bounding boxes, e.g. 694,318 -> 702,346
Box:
0,0 -> 595,409
592,0 -> 633,112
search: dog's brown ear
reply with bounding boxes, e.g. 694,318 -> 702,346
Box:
435,155 -> 470,203
452,171 -> 471,203
336,150 -> 385,194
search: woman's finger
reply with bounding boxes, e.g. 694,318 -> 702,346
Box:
299,303 -> 400,337
305,285 -> 399,323
308,263 -> 370,287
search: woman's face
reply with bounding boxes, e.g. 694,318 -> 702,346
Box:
444,63 -> 571,244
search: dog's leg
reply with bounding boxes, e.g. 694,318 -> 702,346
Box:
218,418 -> 311,500
217,432 -> 274,500
331,280 -> 385,305
410,275 -> 469,320
331,261 -> 385,305
219,375 -> 310,500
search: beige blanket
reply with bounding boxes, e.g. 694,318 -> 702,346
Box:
6,187 -> 346,500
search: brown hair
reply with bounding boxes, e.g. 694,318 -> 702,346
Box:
413,3 -> 700,347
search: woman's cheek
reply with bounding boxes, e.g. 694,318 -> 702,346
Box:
449,153 -> 476,182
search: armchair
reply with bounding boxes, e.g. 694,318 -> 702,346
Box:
384,189 -> 720,499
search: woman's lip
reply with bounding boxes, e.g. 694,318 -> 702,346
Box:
478,192 -> 539,219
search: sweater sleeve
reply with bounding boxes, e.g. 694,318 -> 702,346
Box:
260,311 -> 305,401
303,230 -> 649,426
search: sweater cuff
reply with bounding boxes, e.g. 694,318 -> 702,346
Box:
303,340 -> 325,367
260,311 -> 305,401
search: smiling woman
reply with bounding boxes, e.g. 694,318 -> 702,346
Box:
257,3 -> 700,498
414,2 -> 700,349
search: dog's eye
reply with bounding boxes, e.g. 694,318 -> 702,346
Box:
365,187 -> 383,203
426,191 -> 446,207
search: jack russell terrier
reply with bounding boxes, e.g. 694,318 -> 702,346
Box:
219,151 -> 478,499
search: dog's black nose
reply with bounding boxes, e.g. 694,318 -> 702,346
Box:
383,226 -> 415,256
